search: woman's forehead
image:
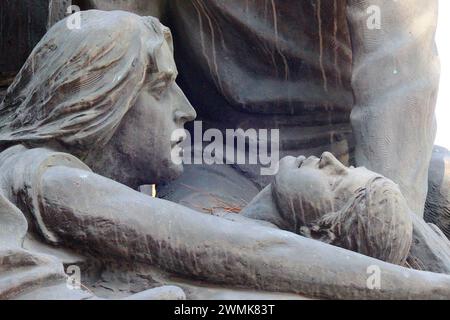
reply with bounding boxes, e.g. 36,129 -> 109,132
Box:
340,167 -> 379,190
155,40 -> 178,75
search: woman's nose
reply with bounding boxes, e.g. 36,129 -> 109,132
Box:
320,152 -> 347,172
321,152 -> 337,163
174,84 -> 196,124
277,156 -> 298,172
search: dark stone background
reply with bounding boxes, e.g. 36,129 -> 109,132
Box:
0,0 -> 70,101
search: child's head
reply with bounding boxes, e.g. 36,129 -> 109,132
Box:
273,152 -> 413,265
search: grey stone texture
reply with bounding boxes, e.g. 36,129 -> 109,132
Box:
0,4 -> 448,300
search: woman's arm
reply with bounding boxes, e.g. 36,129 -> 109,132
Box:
347,0 -> 440,216
240,185 -> 291,230
39,166 -> 450,299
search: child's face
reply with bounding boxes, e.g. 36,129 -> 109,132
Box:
273,152 -> 379,225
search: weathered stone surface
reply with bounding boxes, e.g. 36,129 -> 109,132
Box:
0,8 -> 448,301
74,0 -> 165,19
85,0 -> 438,218
83,0 -> 355,187
425,146 -> 450,239
48,0 -> 72,26
121,286 -> 186,300
242,153 -> 413,265
167,0 -> 355,186
0,88 -> 6,104
347,0 -> 439,216
0,0 -> 70,80
407,212 -> 450,274
169,0 -> 353,116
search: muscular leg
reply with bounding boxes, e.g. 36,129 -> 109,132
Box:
347,0 -> 440,216
37,166 -> 450,299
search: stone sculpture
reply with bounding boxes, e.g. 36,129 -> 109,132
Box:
0,0 -> 72,101
79,0 -> 440,218
1,10 -> 450,300
71,0 -> 438,232
76,1 -> 446,271
425,146 -> 450,239
242,153 -> 413,265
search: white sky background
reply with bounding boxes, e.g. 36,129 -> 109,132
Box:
436,0 -> 450,149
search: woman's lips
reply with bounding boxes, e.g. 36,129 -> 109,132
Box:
171,134 -> 185,149
171,132 -> 186,159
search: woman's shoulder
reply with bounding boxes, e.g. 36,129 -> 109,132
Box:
0,145 -> 91,176
0,145 -> 92,244
0,145 -> 91,197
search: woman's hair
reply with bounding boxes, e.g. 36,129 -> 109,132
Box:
300,176 -> 413,265
0,10 -> 172,157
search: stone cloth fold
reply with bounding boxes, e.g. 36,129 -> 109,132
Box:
0,145 -> 92,299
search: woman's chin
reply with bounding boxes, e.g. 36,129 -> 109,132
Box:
167,163 -> 184,180
147,163 -> 184,185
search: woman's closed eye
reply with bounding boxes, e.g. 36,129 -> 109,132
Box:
318,154 -> 329,168
151,80 -> 169,97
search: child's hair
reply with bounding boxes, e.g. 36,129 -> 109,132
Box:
300,176 -> 413,265
0,10 -> 171,158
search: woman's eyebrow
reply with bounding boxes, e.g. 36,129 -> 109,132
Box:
145,70 -> 174,85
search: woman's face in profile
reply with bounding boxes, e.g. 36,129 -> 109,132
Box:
273,152 -> 379,224
110,38 -> 196,184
